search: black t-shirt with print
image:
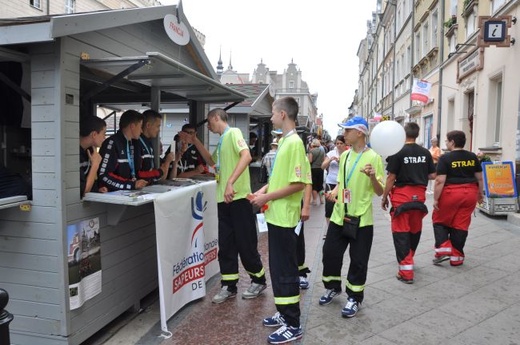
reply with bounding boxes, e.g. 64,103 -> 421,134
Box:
436,150 -> 482,184
386,143 -> 436,186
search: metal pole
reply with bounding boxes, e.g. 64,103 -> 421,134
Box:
0,288 -> 13,345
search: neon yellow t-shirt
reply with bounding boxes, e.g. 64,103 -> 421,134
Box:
265,133 -> 311,227
329,148 -> 384,227
211,127 -> 251,203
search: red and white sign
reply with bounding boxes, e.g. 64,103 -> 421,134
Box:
411,78 -> 432,104
163,14 -> 190,46
153,181 -> 219,332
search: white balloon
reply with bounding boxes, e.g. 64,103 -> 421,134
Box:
370,121 -> 406,157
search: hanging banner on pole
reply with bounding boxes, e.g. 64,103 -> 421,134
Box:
411,79 -> 432,103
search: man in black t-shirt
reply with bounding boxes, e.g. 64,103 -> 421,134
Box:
381,122 -> 436,284
165,124 -> 209,178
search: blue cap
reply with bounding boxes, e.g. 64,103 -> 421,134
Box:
338,116 -> 369,135
271,128 -> 282,135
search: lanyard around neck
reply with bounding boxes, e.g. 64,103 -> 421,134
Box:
343,147 -> 366,188
139,137 -> 154,168
126,140 -> 136,178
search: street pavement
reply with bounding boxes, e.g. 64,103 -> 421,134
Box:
86,193 -> 520,345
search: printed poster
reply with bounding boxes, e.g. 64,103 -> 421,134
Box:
482,161 -> 517,198
153,181 -> 219,333
67,217 -> 102,310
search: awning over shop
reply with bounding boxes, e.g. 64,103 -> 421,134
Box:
81,52 -> 247,105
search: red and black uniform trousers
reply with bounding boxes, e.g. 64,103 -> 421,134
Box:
217,198 -> 266,290
268,222 -> 301,328
432,183 -> 479,266
322,220 -> 373,303
389,185 -> 428,281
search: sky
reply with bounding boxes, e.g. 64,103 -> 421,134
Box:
160,0 -> 376,135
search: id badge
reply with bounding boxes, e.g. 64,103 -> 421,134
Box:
343,188 -> 351,204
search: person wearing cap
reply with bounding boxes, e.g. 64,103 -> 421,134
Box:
319,116 -> 384,319
381,122 -> 436,284
250,96 -> 311,344
179,108 -> 267,304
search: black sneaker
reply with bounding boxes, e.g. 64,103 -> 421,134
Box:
432,255 -> 450,265
396,273 -> 414,284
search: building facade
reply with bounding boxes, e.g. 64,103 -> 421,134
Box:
355,0 -> 520,167
0,0 -> 160,17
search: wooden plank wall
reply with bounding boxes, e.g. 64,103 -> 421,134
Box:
0,41 -> 66,344
1,18 -> 223,344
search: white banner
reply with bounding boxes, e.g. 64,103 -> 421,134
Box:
411,78 -> 432,103
153,181 -> 219,332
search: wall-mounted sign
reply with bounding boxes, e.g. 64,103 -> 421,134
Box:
164,14 -> 190,46
484,20 -> 507,42
478,15 -> 513,48
457,47 -> 483,82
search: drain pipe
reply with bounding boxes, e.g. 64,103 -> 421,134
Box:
437,0 -> 445,139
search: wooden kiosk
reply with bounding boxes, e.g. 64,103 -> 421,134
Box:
0,5 -> 245,345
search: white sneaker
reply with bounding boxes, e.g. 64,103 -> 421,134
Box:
242,282 -> 267,299
212,286 -> 237,304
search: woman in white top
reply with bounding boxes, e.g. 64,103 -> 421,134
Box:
321,135 -> 347,224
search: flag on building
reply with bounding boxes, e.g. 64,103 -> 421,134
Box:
411,79 -> 432,103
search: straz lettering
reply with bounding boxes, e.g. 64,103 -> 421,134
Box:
451,160 -> 476,168
403,156 -> 426,164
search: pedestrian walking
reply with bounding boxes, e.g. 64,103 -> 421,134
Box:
262,139 -> 279,177
432,130 -> 483,266
381,122 -> 436,284
308,138 -> 325,205
321,135 -> 347,225
250,96 -> 311,344
319,116 -> 384,318
181,108 -> 267,303
427,137 -> 441,193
